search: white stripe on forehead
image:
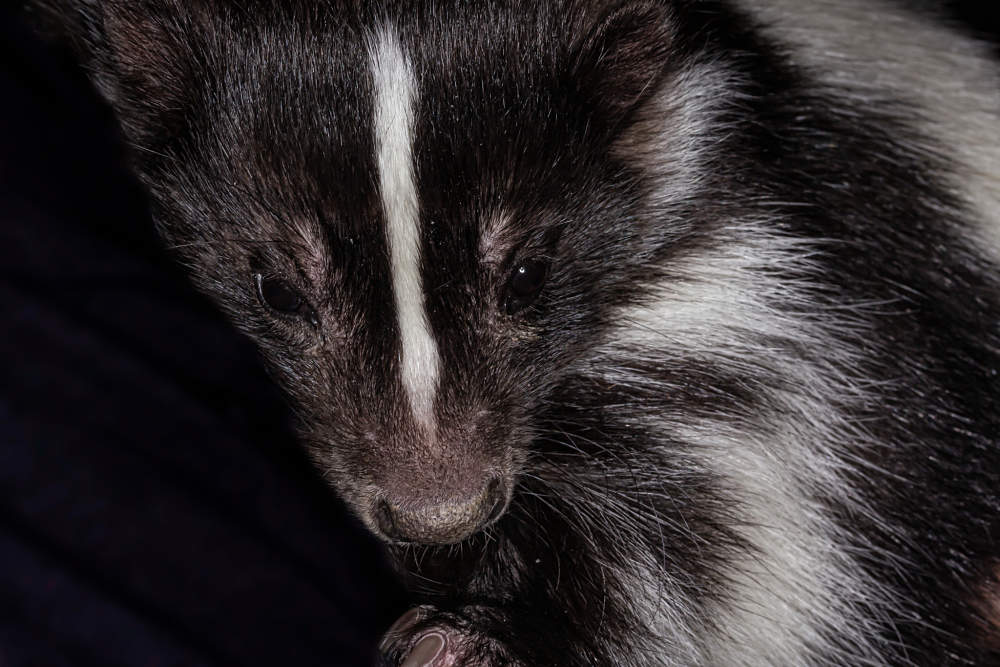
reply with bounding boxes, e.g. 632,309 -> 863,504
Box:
369,25 -> 441,430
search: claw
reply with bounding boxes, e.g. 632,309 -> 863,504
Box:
400,633 -> 446,667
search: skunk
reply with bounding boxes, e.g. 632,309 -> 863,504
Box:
26,0 -> 1000,664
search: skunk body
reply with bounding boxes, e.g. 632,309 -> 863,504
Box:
28,0 -> 1000,664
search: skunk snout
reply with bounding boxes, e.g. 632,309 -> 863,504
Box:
372,476 -> 510,545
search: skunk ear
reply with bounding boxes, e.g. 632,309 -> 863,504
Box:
28,0 -> 195,144
571,1 -> 673,135
98,2 -> 194,113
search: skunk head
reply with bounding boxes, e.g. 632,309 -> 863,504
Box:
37,0 -> 680,544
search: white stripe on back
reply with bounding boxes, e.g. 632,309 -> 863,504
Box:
369,26 -> 440,429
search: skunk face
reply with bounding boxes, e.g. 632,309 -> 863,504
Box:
29,0 -> 1000,663
52,2 -> 677,545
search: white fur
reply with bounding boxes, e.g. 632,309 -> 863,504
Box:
540,54 -> 905,662
370,25 -> 441,430
736,0 -> 1000,261
613,59 -> 736,206
591,226 -> 904,665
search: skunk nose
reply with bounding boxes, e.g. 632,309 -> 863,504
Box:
373,477 -> 508,545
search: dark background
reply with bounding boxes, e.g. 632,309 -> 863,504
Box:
1,2 -> 996,666
0,4 -> 407,666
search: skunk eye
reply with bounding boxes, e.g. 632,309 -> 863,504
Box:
504,260 -> 548,315
254,273 -> 314,322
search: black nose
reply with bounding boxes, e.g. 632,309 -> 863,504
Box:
373,477 -> 508,545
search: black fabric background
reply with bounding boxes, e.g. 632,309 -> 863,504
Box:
0,7 -> 407,666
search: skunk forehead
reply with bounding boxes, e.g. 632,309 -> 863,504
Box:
182,1 -> 596,230
144,0 -> 665,284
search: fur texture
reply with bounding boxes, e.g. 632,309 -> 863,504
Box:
25,0 -> 1000,664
